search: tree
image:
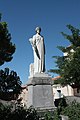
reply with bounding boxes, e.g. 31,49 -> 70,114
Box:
0,14 -> 20,100
49,25 -> 80,88
0,68 -> 22,100
0,14 -> 15,66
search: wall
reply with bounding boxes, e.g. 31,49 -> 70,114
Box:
53,84 -> 74,100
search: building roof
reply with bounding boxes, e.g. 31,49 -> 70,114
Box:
52,76 -> 61,81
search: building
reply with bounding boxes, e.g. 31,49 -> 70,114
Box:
52,76 -> 80,101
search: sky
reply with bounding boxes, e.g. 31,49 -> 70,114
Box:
0,0 -> 80,84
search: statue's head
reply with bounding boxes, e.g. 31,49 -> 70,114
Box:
35,27 -> 41,33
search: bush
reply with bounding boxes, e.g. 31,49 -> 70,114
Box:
61,100 -> 80,120
0,103 -> 39,120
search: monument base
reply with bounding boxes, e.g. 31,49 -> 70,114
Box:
27,73 -> 55,110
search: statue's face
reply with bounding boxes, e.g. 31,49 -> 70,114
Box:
36,29 -> 40,34
35,27 -> 41,33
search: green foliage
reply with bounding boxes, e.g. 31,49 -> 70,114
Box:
44,109 -> 61,120
0,102 -> 12,120
44,111 -> 54,120
61,100 -> 80,120
2,99 -> 80,120
0,68 -> 22,100
0,14 -> 15,65
25,106 -> 39,120
50,24 -> 80,87
61,24 -> 80,47
53,110 -> 61,120
52,97 -> 80,120
0,103 -> 39,120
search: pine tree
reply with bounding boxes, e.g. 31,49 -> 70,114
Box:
50,25 -> 80,88
0,14 -> 21,100
0,14 -> 15,65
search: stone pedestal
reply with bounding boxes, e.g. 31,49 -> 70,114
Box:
27,73 -> 55,110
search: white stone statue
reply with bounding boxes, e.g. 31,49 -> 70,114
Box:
29,27 -> 45,75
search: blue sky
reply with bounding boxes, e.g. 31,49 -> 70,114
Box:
0,0 -> 80,84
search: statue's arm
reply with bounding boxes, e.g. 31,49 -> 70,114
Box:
32,36 -> 40,59
32,36 -> 36,48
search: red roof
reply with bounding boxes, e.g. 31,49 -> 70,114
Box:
52,76 -> 61,81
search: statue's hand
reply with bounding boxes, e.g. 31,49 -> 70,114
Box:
29,38 -> 33,46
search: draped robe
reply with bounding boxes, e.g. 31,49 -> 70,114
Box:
32,33 -> 45,74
